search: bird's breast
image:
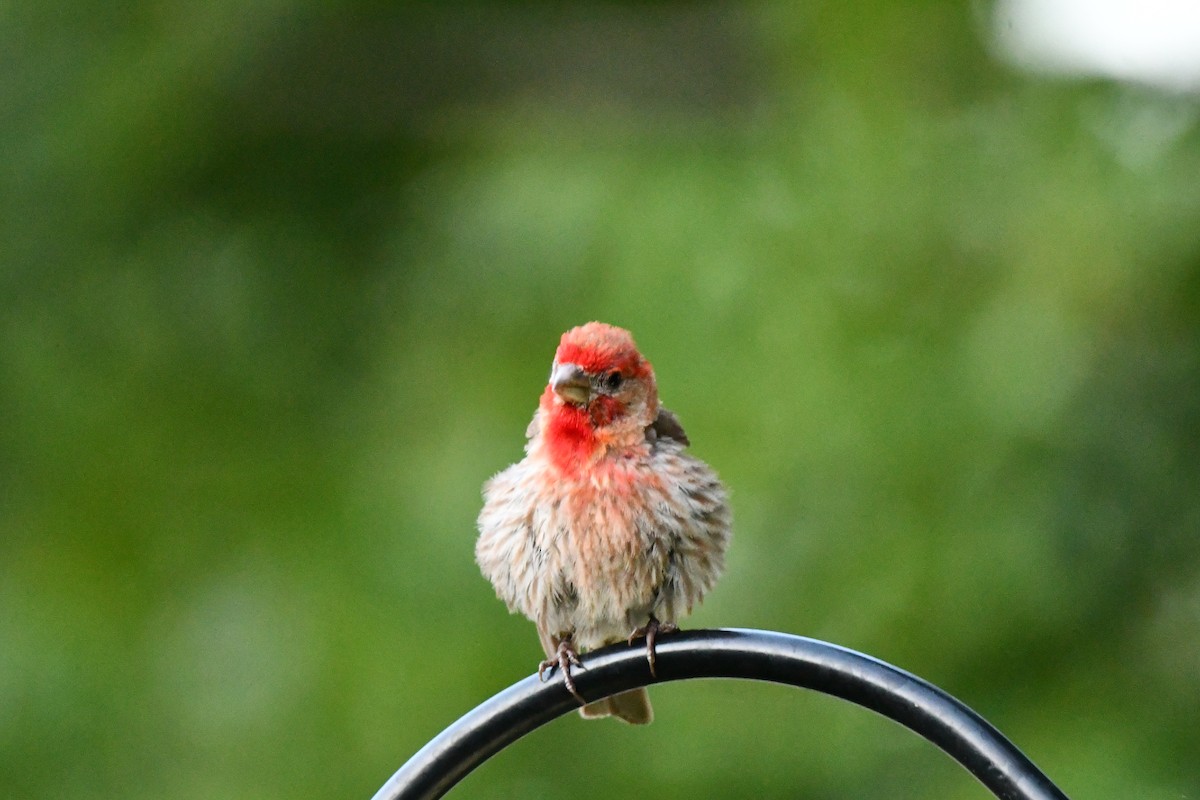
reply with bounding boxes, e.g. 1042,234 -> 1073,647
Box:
542,462 -> 668,620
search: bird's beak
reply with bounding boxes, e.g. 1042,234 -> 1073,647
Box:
550,362 -> 590,406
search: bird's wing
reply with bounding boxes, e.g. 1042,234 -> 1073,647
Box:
647,407 -> 690,446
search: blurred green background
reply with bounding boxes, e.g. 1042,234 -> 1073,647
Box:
3,2 -> 1199,798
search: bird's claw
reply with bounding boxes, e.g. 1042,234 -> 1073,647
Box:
538,639 -> 586,704
628,615 -> 678,678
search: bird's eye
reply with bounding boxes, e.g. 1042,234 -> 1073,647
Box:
604,370 -> 623,391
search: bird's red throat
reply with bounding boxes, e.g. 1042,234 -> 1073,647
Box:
540,387 -> 630,476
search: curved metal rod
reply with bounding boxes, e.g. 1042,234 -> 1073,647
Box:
371,628 -> 1070,800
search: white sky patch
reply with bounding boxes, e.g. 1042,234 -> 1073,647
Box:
994,0 -> 1200,92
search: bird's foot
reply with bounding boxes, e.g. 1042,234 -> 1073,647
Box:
628,615 -> 678,678
538,639 -> 585,704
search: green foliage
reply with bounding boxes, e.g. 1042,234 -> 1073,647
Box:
3,3 -> 1199,798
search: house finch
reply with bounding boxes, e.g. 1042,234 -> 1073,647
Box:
476,322 -> 731,724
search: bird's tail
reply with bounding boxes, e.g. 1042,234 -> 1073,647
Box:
579,688 -> 653,725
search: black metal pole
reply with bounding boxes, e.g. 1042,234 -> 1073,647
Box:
371,628 -> 1070,800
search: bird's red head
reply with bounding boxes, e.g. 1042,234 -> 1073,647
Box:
553,323 -> 652,384
537,322 -> 659,474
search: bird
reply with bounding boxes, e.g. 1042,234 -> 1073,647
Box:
475,322 -> 731,724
